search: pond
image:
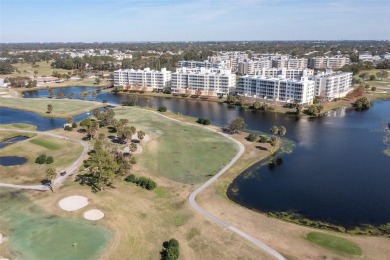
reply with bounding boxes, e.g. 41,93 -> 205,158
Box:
21,87 -> 390,228
0,156 -> 28,166
0,136 -> 29,149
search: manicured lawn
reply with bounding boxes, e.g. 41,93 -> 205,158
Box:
305,232 -> 362,256
30,138 -> 62,150
0,97 -> 105,118
114,107 -> 238,184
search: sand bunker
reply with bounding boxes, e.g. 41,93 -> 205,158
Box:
58,195 -> 89,211
83,209 -> 104,220
0,233 -> 3,244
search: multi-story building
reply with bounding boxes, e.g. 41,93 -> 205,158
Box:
113,68 -> 171,90
272,58 -> 308,69
309,56 -> 350,69
178,60 -> 230,70
237,76 -> 315,104
313,70 -> 353,99
237,59 -> 272,75
171,67 -> 236,96
255,68 -> 314,79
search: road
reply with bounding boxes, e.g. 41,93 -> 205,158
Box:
0,128 -> 89,191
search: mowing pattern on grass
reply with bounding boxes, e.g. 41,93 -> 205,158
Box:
0,97 -> 104,118
30,138 -> 62,150
305,232 -> 362,256
114,108 -> 238,184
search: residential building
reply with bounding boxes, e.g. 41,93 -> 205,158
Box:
113,68 -> 171,90
309,56 -> 350,69
313,70 -> 353,99
272,58 -> 308,69
237,76 -> 315,104
171,67 -> 236,96
178,60 -> 230,70
237,59 -> 272,75
255,68 -> 314,79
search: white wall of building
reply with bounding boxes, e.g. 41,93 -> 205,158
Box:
113,68 -> 171,90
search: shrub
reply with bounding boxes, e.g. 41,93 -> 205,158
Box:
353,97 -> 371,110
160,238 -> 180,260
196,118 -> 211,125
259,135 -> 268,143
130,157 -> 137,164
102,99 -> 107,103
163,87 -> 172,94
371,86 -> 377,91
124,174 -> 137,183
72,123 -> 78,128
158,106 -> 167,112
64,125 -> 73,131
46,156 -> 54,164
247,133 -> 257,142
35,153 -> 47,164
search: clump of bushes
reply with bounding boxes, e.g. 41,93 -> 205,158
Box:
160,238 -> 179,260
246,133 -> 257,142
353,97 -> 371,110
64,125 -> 73,131
122,101 -> 135,106
72,123 -> 78,128
259,135 -> 269,143
35,154 -> 54,164
158,106 -> 167,112
196,117 -> 211,125
125,174 -> 157,190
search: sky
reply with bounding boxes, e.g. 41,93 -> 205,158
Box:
0,0 -> 389,43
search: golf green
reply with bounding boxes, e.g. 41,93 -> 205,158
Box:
0,189 -> 111,260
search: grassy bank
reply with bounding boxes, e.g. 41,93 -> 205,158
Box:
305,232 -> 362,256
0,97 -> 105,118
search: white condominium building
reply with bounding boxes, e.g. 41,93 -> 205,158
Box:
313,70 -> 353,99
238,59 -> 272,75
238,76 -> 315,104
113,68 -> 171,90
255,68 -> 314,79
272,58 -> 308,69
309,56 -> 350,69
178,60 -> 230,70
171,67 -> 236,96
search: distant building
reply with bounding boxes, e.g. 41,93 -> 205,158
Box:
309,56 -> 350,69
237,76 -> 315,104
237,59 -> 272,75
272,58 -> 308,69
178,60 -> 230,70
313,70 -> 353,100
171,67 -> 236,96
254,68 -> 314,79
113,68 -> 171,90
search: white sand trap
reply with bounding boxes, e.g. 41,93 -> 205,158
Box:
0,258 -> 10,260
84,209 -> 104,220
59,195 -> 89,211
0,233 -> 3,244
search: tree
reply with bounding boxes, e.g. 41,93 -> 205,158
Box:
45,168 -> 56,189
252,101 -> 262,110
369,75 -> 376,81
92,91 -> 97,100
296,104 -> 303,115
66,117 -> 73,124
224,117 -> 247,134
269,125 -> 287,154
376,70 -> 388,80
371,86 -> 377,91
47,104 -> 53,114
359,72 -> 368,80
48,88 -> 54,98
69,92 -> 75,99
0,62 -> 15,74
353,97 -> 371,110
137,130 -> 145,141
34,70 -> 39,77
80,92 -> 89,100
160,238 -> 180,260
95,77 -> 101,84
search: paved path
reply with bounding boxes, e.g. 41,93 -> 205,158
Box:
0,128 -> 89,191
126,107 -> 286,259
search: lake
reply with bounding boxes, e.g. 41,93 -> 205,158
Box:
20,87 -> 390,228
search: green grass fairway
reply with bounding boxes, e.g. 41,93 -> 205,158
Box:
306,232 -> 362,256
30,138 -> 62,150
0,189 -> 110,260
0,97 -> 105,118
114,107 -> 238,184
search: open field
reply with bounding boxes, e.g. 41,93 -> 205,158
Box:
354,69 -> 390,90
113,107 -> 239,184
0,97 -> 105,118
305,232 -> 363,256
0,133 -> 83,185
